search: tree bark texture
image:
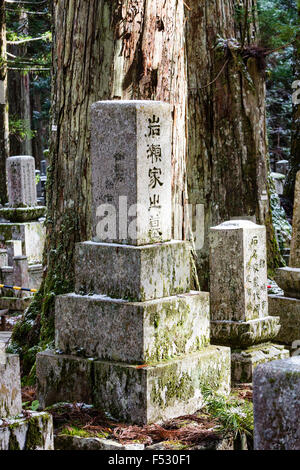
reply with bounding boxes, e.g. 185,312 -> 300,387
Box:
186,0 -> 281,288
0,0 -> 9,205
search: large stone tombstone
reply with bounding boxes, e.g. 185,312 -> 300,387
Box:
6,156 -> 37,208
91,101 -> 172,245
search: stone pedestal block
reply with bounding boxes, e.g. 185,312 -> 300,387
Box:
55,291 -> 210,364
231,343 -> 289,383
269,294 -> 300,346
274,267 -> 300,299
37,347 -> 230,425
290,170 -> 300,267
0,354 -> 22,418
253,357 -> 300,450
75,240 -> 190,301
211,316 -> 281,348
91,101 -> 172,245
0,207 -> 46,222
0,221 -> 45,265
0,412 -> 54,450
210,220 -> 268,322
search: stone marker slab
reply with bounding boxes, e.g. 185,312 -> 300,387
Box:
55,291 -> 210,364
290,170 -> 300,267
6,156 -> 37,208
37,347 -> 231,425
91,101 -> 172,245
232,343 -> 289,383
75,240 -> 190,301
274,267 -> 300,299
0,412 -> 54,450
253,357 -> 300,450
0,354 -> 22,418
269,294 -> 300,346
210,220 -> 268,322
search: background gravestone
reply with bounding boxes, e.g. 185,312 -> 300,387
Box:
210,220 -> 289,382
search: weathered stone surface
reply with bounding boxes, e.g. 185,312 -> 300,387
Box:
211,316 -> 281,348
55,435 -> 145,450
290,170 -> 300,267
0,412 -> 54,450
93,346 -> 230,424
231,343 -> 289,383
91,101 -> 172,246
36,351 -> 94,409
0,220 -> 45,264
75,240 -> 190,301
0,206 -> 46,222
253,357 -> 300,450
0,354 -> 22,418
13,256 -> 29,297
0,250 -> 8,268
36,347 -> 230,425
269,294 -> 300,346
274,267 -> 300,299
210,220 -> 268,322
55,291 -> 210,364
6,156 -> 37,208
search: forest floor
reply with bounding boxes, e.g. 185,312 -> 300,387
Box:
21,385 -> 253,451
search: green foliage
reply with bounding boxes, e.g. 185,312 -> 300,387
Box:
202,387 -> 254,439
22,400 -> 40,412
9,116 -> 37,141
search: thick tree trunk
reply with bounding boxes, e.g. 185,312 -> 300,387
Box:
285,3 -> 300,202
12,0 -> 186,370
186,0 -> 281,289
0,0 -> 9,205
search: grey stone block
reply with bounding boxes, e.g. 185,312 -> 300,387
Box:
55,435 -> 145,450
0,354 -> 22,418
269,294 -> 300,346
91,101 -> 172,246
36,346 -> 230,425
6,156 -> 37,208
55,291 -> 210,364
211,316 -> 281,348
75,240 -> 190,301
36,351 -> 94,409
231,343 -> 289,383
274,267 -> 300,299
253,357 -> 300,450
0,412 -> 54,450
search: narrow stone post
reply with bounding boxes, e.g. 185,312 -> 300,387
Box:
210,220 -> 289,382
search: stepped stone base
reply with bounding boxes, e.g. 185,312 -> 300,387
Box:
55,291 -> 210,364
37,346 -> 231,425
231,343 -> 289,383
75,241 -> 190,301
0,221 -> 45,264
269,295 -> 300,346
0,412 -> 54,450
211,316 -> 281,348
0,354 -> 22,418
274,267 -> 300,300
